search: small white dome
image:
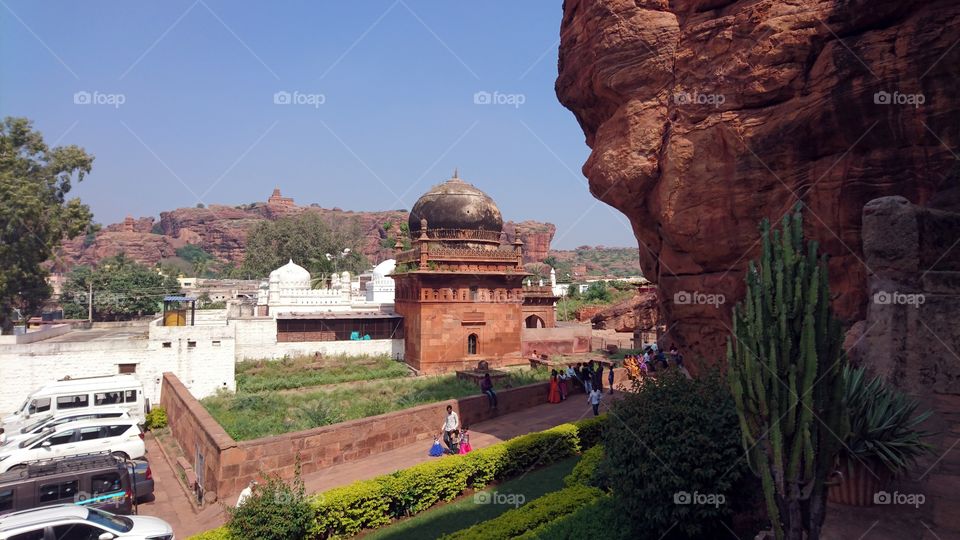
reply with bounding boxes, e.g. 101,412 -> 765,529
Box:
269,259 -> 311,286
372,259 -> 396,278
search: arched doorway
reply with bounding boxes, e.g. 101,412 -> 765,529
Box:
525,315 -> 545,328
467,333 -> 478,355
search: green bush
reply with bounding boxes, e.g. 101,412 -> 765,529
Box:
225,462 -> 314,540
602,370 -> 754,539
187,527 -> 230,540
443,485 -> 603,540
144,406 -> 168,430
571,414 -> 605,449
308,416 -> 601,538
518,495 -> 617,540
564,444 -> 604,488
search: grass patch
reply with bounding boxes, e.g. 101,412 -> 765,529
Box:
362,456 -> 578,540
204,368 -> 550,441
236,354 -> 410,393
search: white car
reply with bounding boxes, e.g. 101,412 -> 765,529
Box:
1,408 -> 130,447
0,504 -> 173,539
0,420 -> 145,474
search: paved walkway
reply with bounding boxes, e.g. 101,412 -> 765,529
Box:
140,391 -> 621,538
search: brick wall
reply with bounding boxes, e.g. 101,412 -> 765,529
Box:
160,369 -> 623,500
159,372 -> 237,498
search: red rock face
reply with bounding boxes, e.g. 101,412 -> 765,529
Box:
59,200 -> 556,272
556,0 -> 960,365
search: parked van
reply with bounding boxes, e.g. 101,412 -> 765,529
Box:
2,376 -> 146,433
0,453 -> 137,516
1,408 -> 130,447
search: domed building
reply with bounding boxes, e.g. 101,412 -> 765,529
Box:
392,172 -> 533,373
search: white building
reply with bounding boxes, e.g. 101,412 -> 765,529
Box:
365,259 -> 396,303
258,259 -> 394,315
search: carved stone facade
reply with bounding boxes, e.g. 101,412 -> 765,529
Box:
392,175 -> 534,373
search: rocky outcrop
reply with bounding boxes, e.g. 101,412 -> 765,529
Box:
59,191 -> 556,272
59,232 -> 180,267
590,289 -> 659,334
556,0 -> 960,364
503,221 -> 556,263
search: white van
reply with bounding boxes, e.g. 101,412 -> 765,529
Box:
2,376 -> 146,433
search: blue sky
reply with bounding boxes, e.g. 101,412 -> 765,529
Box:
0,0 -> 636,248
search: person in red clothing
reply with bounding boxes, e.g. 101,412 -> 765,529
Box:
548,369 -> 561,403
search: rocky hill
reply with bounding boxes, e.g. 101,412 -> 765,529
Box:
57,189 -> 557,271
546,246 -> 643,278
556,0 -> 960,364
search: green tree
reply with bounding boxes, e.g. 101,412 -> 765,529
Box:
584,281 -> 611,302
0,117 -> 94,333
61,254 -> 179,321
241,212 -> 369,278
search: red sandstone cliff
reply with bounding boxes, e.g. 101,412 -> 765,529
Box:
556,0 -> 960,364
57,192 -> 557,271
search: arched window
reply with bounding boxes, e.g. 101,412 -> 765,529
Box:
467,333 -> 478,355
525,315 -> 545,328
470,286 -> 478,301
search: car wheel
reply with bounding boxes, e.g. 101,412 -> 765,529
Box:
112,451 -> 130,460
7,464 -> 26,473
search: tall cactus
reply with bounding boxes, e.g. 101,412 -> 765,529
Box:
727,205 -> 848,540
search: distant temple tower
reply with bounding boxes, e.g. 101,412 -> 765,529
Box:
391,173 -> 529,373
267,187 -> 294,208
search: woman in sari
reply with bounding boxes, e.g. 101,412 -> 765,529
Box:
548,369 -> 561,403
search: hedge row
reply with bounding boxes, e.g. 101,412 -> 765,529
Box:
442,484 -> 604,540
563,444 -> 603,488
517,494 -> 614,540
189,415 -> 606,540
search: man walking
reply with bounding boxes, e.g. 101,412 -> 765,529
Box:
441,405 -> 460,454
587,386 -> 603,416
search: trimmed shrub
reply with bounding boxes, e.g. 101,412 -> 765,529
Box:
518,495 -> 617,540
564,444 -> 604,488
144,406 -> 168,430
442,485 -> 603,540
195,417 -> 606,539
603,370 -> 754,539
188,527 -> 231,540
225,462 -> 313,540
572,414 -> 605,449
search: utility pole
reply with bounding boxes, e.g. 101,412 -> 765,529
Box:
87,283 -> 93,322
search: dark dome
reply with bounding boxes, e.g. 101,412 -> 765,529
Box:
408,175 -> 503,237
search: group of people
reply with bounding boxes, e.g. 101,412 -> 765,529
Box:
547,360 -> 613,416
623,344 -> 684,377
431,404 -> 473,456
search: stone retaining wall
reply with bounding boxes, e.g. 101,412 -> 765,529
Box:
160,368 -> 624,500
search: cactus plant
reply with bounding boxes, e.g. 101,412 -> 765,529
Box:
727,205 -> 848,540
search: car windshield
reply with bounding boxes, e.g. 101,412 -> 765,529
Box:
86,507 -> 134,532
19,415 -> 54,434
19,429 -> 52,449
